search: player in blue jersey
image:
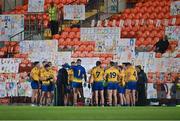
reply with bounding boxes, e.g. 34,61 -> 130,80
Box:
71,59 -> 87,106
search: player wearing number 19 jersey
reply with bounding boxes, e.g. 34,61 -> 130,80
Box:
104,61 -> 120,106
91,61 -> 104,106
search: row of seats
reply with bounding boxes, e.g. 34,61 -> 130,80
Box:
52,27 -> 114,65
4,0 -> 87,14
102,0 -> 179,52
3,0 -> 88,29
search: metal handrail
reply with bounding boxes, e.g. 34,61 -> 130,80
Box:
9,30 -> 24,41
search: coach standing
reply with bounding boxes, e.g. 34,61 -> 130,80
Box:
136,65 -> 148,106
56,64 -> 69,106
48,1 -> 59,35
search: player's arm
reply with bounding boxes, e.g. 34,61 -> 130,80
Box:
102,68 -> 105,81
88,68 -> 94,84
104,70 -> 108,81
30,69 -> 35,80
118,73 -> 122,84
125,71 -> 131,82
81,67 -> 87,82
39,72 -> 46,81
50,70 -> 56,83
134,70 -> 138,81
84,72 -> 87,82
117,70 -> 120,82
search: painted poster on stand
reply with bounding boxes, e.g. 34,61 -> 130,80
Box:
20,40 -> 58,63
0,58 -> 21,73
28,0 -> 45,13
157,83 -> 176,99
170,1 -> 180,16
81,27 -> 120,53
55,52 -> 72,69
135,52 -> 155,71
0,82 -> 6,98
18,82 -> 32,97
28,52 -> 57,63
6,79 -> 18,97
115,38 -> 135,64
0,15 -> 24,41
165,26 -> 180,40
20,40 -> 58,53
64,5 -> 85,20
146,83 -> 157,99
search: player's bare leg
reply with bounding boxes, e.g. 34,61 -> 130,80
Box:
132,90 -> 136,106
125,89 -> 131,106
112,90 -> 117,106
34,89 -> 38,105
31,90 -> 35,104
49,91 -> 54,104
47,92 -> 51,106
91,91 -> 95,106
119,93 -> 123,106
64,94 -> 69,106
122,94 -> 127,106
94,91 -> 98,106
73,88 -> 78,106
40,92 -> 46,105
100,90 -> 104,106
108,90 -> 112,106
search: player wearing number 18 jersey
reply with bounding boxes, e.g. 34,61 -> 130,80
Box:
104,61 -> 120,106
91,61 -> 104,106
125,63 -> 137,106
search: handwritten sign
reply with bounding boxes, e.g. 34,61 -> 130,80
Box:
28,0 -> 45,13
64,5 -> 85,20
0,15 -> 24,41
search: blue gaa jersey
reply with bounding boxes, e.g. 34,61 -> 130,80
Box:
71,65 -> 86,83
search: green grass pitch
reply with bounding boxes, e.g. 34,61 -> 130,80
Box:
0,106 -> 179,120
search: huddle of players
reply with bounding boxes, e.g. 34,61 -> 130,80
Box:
65,59 -> 137,106
30,61 -> 56,106
89,61 -> 137,106
30,59 -> 137,106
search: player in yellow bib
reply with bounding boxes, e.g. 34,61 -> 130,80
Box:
40,64 -> 55,106
30,62 -> 41,106
117,65 -> 126,106
64,62 -> 75,106
39,61 -> 48,103
48,62 -> 56,105
91,61 -> 104,106
104,61 -> 120,106
125,63 -> 137,106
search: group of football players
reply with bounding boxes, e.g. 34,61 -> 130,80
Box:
30,59 -> 138,106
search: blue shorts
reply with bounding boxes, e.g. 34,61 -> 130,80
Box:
126,81 -> 137,90
107,82 -> 118,90
93,81 -> 104,91
41,84 -> 49,92
118,85 -> 126,94
48,83 -> 55,91
71,82 -> 82,88
31,80 -> 39,89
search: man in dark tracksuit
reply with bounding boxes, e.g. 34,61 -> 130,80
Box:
136,65 -> 148,106
56,64 -> 69,106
